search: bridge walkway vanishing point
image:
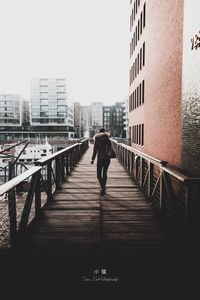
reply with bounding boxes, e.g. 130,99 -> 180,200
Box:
2,145 -> 196,298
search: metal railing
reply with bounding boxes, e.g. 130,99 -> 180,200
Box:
111,139 -> 200,237
0,139 -> 89,248
0,140 -> 29,184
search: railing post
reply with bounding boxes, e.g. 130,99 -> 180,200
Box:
55,156 -> 63,190
8,161 -> 15,181
130,152 -> 133,176
47,162 -> 53,201
148,162 -> 154,198
160,170 -> 165,214
35,171 -> 41,216
8,188 -> 17,246
140,157 -> 145,186
69,150 -> 73,173
133,155 -> 137,179
127,150 -> 130,173
65,152 -> 69,176
18,173 -> 38,233
72,149 -> 75,169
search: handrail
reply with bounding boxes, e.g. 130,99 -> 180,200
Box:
111,139 -> 200,235
0,140 -> 29,154
35,143 -> 79,166
0,166 -> 42,196
0,140 -> 30,184
161,166 -> 189,182
35,139 -> 88,166
111,139 -> 167,166
0,138 -> 89,248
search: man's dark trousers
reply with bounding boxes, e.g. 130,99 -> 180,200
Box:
97,158 -> 110,189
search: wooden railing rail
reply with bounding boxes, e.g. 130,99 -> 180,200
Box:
0,139 -> 89,248
111,139 -> 200,236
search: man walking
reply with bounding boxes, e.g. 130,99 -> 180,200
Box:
91,128 -> 111,195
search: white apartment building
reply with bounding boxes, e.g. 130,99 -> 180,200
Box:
0,94 -> 22,126
91,102 -> 103,132
30,78 -> 74,127
80,106 -> 90,138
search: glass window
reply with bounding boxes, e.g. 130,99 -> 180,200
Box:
40,105 -> 48,111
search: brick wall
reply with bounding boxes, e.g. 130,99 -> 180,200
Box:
181,0 -> 200,176
129,0 -> 184,169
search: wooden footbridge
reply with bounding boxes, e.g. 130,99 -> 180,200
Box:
0,139 -> 199,298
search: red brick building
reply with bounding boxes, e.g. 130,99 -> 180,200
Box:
129,0 -> 200,176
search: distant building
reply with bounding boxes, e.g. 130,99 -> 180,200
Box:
0,94 -> 22,140
123,98 -> 129,139
103,106 -> 112,132
22,99 -> 30,127
80,106 -> 91,139
0,94 -> 22,127
74,102 -> 81,138
67,100 -> 74,128
103,102 -> 126,138
91,102 -> 103,133
30,78 -> 74,138
111,102 -> 126,138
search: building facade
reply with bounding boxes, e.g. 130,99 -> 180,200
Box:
123,98 -> 129,139
103,102 -> 126,138
129,0 -> 200,176
0,95 -> 22,140
0,94 -> 22,127
91,102 -> 103,132
80,106 -> 91,139
73,102 -> 81,138
22,99 -> 30,127
30,78 -> 74,137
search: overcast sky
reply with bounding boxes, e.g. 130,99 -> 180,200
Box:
0,0 -> 130,106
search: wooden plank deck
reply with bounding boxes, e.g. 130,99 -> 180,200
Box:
2,145 -> 192,298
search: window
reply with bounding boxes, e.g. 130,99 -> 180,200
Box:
141,124 -> 144,146
132,123 -> 144,146
129,96 -> 131,112
139,124 -> 141,145
40,112 -> 48,117
40,105 -> 48,111
139,84 -> 142,106
135,59 -> 137,78
143,43 -> 145,66
134,90 -> 137,108
140,48 -> 142,70
136,27 -> 137,46
40,100 -> 48,105
140,13 -> 143,35
143,3 -> 146,28
142,80 -> 145,104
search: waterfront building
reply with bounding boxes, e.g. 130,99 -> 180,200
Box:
30,78 -> 74,138
22,99 -> 30,127
91,102 -> 103,133
0,94 -> 22,127
73,102 -> 81,138
80,106 -> 91,139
